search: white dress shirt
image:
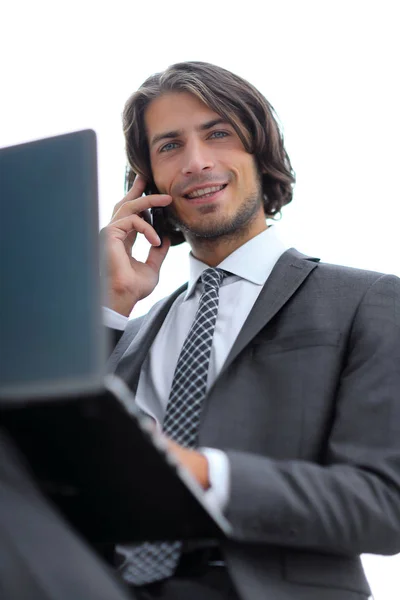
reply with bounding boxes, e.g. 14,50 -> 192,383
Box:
104,226 -> 288,511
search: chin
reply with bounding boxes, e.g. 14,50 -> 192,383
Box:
171,192 -> 262,241
183,218 -> 244,241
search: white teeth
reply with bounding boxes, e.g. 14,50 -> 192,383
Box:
187,185 -> 225,199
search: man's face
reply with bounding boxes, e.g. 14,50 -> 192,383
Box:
145,91 -> 265,241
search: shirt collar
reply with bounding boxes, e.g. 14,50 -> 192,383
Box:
184,225 -> 289,300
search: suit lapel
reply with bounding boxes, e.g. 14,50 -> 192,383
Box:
220,248 -> 320,375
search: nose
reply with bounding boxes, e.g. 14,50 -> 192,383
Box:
181,139 -> 214,176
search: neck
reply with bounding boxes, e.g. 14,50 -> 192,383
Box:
188,220 -> 268,267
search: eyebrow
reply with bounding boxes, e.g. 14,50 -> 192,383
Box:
150,118 -> 229,149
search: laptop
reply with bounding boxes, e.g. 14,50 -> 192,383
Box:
0,130 -> 233,544
0,130 -> 106,400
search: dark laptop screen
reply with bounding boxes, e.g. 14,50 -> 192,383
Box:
0,130 -> 107,400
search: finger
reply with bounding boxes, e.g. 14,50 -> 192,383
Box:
112,193 -> 172,222
127,172 -> 147,198
145,237 -> 171,273
112,174 -> 147,217
123,229 -> 137,255
108,213 -> 162,246
123,211 -> 151,253
113,173 -> 164,218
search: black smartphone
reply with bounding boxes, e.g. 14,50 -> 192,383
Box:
144,183 -> 166,247
150,207 -> 165,247
125,168 -> 166,247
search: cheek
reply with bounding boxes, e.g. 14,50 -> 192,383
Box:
152,163 -> 176,195
152,173 -> 168,194
241,161 -> 260,189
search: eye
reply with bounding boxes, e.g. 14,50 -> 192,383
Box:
160,142 -> 179,153
209,130 -> 229,139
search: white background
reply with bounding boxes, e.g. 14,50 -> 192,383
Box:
1,1 -> 399,597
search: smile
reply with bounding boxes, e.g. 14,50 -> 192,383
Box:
184,184 -> 227,200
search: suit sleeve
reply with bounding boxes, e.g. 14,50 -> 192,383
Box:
224,274 -> 400,556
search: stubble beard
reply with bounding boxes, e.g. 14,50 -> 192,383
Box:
166,187 -> 264,245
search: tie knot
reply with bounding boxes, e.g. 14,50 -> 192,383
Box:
201,267 -> 226,291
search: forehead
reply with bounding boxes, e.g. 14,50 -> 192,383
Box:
144,92 -> 220,137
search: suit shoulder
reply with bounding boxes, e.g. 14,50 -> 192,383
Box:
287,247 -> 400,298
309,262 -> 400,316
311,258 -> 400,289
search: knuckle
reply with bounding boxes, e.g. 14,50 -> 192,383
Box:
114,199 -> 125,211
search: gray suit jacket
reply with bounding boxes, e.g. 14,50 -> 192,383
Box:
108,248 -> 400,600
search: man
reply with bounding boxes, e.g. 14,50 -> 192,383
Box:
103,61 -> 400,600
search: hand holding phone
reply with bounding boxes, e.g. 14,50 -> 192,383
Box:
131,176 -> 166,247
102,174 -> 172,316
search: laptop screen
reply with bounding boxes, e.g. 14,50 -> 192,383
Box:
0,130 -> 108,401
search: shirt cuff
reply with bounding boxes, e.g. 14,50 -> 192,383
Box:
103,306 -> 129,331
200,448 -> 230,512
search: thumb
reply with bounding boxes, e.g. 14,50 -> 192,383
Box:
145,237 -> 171,274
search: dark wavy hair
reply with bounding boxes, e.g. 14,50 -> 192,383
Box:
123,61 -> 295,245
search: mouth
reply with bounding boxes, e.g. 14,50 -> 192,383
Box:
183,184 -> 228,203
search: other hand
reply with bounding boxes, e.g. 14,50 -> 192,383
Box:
166,438 -> 210,490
